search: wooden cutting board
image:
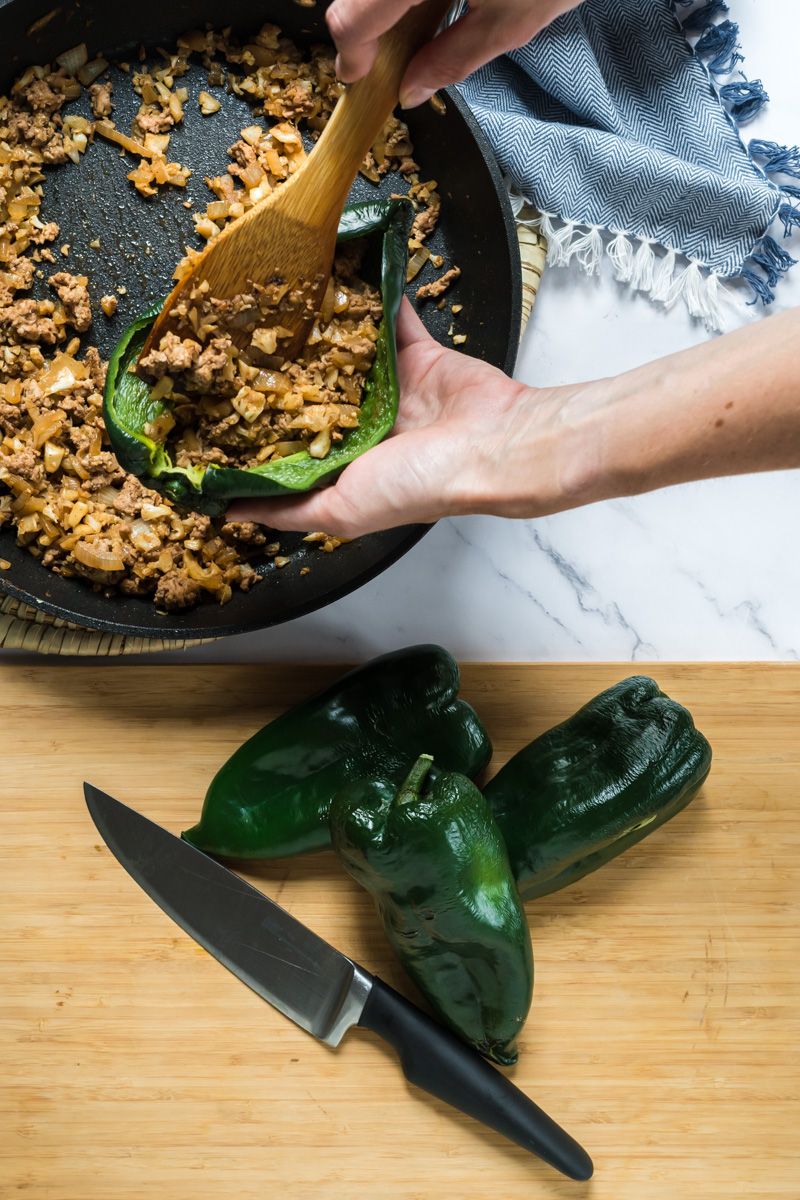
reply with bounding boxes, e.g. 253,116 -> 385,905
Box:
1,662 -> 798,1199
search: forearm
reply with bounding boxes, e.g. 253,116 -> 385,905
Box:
554,307 -> 800,509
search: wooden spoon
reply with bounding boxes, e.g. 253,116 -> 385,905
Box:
141,0 -> 453,361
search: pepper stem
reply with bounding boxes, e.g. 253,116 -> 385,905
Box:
396,754 -> 434,805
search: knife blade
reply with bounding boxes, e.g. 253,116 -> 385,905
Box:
85,783 -> 593,1182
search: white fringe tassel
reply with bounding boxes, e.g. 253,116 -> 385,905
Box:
520,202 -> 731,332
607,229 -> 635,282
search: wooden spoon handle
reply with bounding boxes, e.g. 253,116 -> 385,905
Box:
301,0 -> 454,221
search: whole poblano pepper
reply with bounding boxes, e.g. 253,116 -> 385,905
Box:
484,676 -> 712,900
183,645 -> 492,859
329,753 -> 534,1066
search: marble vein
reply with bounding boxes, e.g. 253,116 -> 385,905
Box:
681,573 -> 800,661
526,528 -> 658,659
450,523 -> 584,648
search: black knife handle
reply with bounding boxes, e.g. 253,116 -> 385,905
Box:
358,978 -> 592,1181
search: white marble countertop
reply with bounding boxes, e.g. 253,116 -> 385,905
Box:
5,1 -> 799,664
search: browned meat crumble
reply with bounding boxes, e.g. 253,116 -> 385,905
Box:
89,81 -> 113,119
416,266 -> 462,303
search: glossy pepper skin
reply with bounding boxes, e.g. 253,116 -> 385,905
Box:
330,754 -> 533,1065
182,645 -> 492,860
103,198 -> 412,517
484,676 -> 712,900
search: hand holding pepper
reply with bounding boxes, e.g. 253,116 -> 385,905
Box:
229,302 -> 800,538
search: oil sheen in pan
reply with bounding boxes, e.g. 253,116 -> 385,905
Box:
0,0 -> 521,639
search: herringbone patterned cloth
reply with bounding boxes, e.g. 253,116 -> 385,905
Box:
456,0 -> 798,326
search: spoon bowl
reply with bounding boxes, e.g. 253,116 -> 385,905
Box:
141,0 -> 452,362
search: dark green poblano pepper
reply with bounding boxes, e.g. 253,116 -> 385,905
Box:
484,676 -> 712,900
330,754 -> 534,1066
103,198 -> 412,516
183,645 -> 492,860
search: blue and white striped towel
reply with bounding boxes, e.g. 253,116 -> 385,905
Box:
455,0 -> 799,329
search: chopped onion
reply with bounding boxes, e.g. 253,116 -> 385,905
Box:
265,149 -> 285,177
240,162 -> 265,190
63,114 -> 91,134
144,132 -> 170,155
130,519 -> 162,553
249,182 -> 271,204
55,43 -> 88,76
251,327 -> 279,355
16,513 -> 42,538
43,442 -> 65,474
77,57 -> 109,86
195,216 -> 220,240
148,376 -> 174,403
73,539 -> 125,572
232,387 -> 266,423
205,200 -> 230,221
95,120 -> 155,159
406,246 -> 431,282
31,410 -> 63,449
253,368 -> 290,395
198,90 -> 221,116
270,440 -> 304,458
308,429 -> 331,459
67,501 -> 90,529
141,502 -> 172,521
139,80 -> 159,105
184,552 -> 223,590
13,495 -> 46,516
39,352 -> 88,396
94,486 -> 122,507
272,124 -> 300,146
27,8 -> 60,36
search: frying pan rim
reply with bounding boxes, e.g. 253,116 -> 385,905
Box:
0,43 -> 522,638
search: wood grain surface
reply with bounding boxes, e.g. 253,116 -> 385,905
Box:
1,662 -> 798,1199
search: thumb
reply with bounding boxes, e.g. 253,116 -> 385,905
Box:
227,475 -> 370,540
396,295 -> 431,349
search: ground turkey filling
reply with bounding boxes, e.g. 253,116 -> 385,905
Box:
0,25 -> 444,611
137,251 -> 382,471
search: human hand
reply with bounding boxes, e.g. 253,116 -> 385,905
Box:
227,299 -> 594,538
326,0 -> 585,108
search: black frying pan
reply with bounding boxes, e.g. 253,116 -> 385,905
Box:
0,0 -> 521,640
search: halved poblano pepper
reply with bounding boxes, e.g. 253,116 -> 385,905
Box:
103,198 -> 412,517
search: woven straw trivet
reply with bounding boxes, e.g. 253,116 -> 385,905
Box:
0,225 -> 547,656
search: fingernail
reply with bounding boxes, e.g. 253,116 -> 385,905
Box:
399,85 -> 435,110
334,53 -> 344,79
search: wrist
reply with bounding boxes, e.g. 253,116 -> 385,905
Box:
448,376 -> 615,519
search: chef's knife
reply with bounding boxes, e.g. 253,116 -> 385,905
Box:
84,783 -> 592,1182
